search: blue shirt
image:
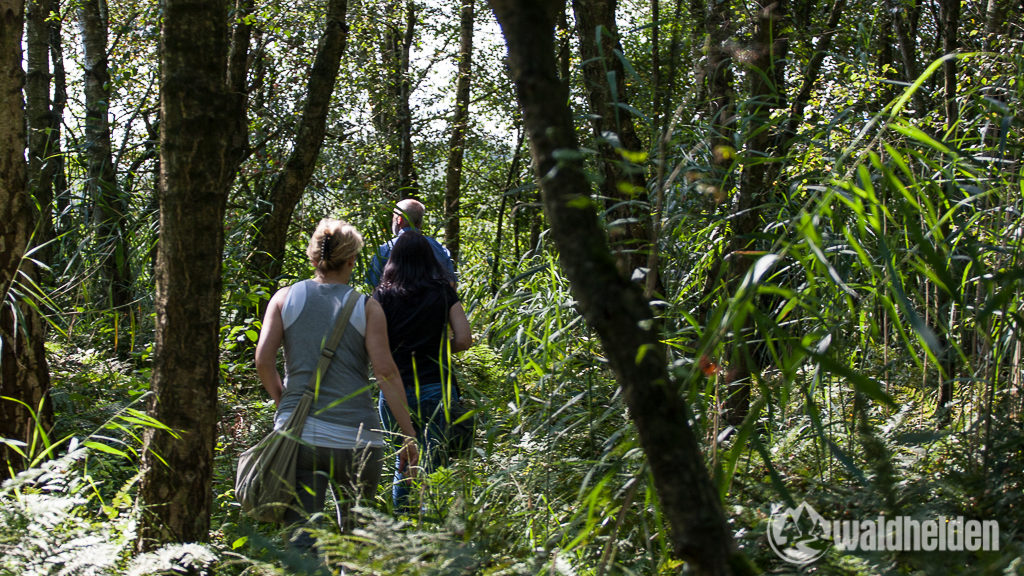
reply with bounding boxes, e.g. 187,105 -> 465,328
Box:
365,227 -> 457,288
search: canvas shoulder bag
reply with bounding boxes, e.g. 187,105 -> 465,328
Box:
235,289 -> 361,523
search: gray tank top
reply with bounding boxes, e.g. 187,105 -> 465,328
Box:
278,281 -> 379,432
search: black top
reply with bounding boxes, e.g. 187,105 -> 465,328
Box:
375,280 -> 459,389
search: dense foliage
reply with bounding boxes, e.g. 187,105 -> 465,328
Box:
2,0 -> 1023,574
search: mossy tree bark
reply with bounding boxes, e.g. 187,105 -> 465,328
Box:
0,0 -> 59,474
136,0 -> 247,550
0,0 -> 52,476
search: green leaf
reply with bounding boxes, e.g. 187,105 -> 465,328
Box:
83,440 -> 130,459
807,349 -> 896,407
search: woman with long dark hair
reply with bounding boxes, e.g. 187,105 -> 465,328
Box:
372,230 -> 472,510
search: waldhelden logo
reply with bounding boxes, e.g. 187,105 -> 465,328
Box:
767,501 -> 1000,565
767,501 -> 831,565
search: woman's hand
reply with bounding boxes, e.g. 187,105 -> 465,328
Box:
398,436 -> 419,478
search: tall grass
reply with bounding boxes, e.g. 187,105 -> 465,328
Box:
4,42 -> 1024,576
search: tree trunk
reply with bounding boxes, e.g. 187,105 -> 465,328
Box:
935,0 -> 960,415
555,4 -> 571,85
443,0 -> 474,265
720,0 -> 787,425
396,0 -> 417,196
938,0 -> 959,131
227,0 -> 253,155
48,7 -> 68,236
651,0 -> 661,127
78,0 -> 132,312
0,0 -> 26,331
250,0 -> 349,285
705,0 -> 735,172
0,0 -> 59,473
136,0 -> 245,550
367,0 -> 418,199
888,0 -> 928,116
983,0 -> 1008,49
572,0 -> 654,279
487,2 -> 752,574
26,0 -> 55,261
781,0 -> 844,148
490,127 -> 524,296
0,0 -> 46,475
0,298 -> 50,475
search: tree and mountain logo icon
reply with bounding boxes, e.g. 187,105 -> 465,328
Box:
767,501 -> 832,565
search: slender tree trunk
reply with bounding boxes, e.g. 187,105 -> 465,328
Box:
721,0 -> 787,425
705,0 -> 735,170
491,127 -> 524,296
49,9 -> 68,236
939,0 -> 959,131
444,0 -> 474,265
934,0 -> 960,415
696,0 -> 734,321
488,2 -> 752,574
0,301 -> 51,475
250,0 -> 349,285
78,0 -> 132,313
26,0 -> 55,260
143,115 -> 160,278
227,0 -> 253,154
396,0 -> 417,196
983,0 -> 1008,49
136,0 -> 245,550
664,0 -> 685,115
888,0 -> 928,115
647,0 -> 665,299
0,0 -> 25,315
781,0 -> 844,148
555,4 -> 571,85
0,0 -> 24,297
368,0 -> 417,199
874,1 -> 897,104
572,0 -> 654,279
0,0 -> 45,475
651,0 -> 661,127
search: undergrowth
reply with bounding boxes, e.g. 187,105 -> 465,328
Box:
4,49 -> 1024,576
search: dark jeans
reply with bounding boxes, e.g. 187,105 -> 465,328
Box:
378,381 -> 460,511
284,443 -> 384,552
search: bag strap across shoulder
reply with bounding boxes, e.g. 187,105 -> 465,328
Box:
304,289 -> 361,394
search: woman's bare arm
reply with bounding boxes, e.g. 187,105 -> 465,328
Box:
448,302 -> 472,353
255,287 -> 289,405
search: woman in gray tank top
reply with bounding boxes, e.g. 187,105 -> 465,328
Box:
255,218 -> 419,554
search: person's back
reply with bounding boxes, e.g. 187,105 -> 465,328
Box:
278,280 -> 377,433
255,217 -> 419,552
366,198 -> 456,288
372,230 -> 471,510
376,278 -> 459,389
